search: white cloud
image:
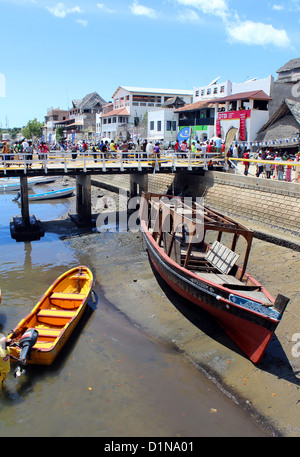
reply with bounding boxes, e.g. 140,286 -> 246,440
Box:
226,19 -> 291,48
176,0 -> 229,18
177,8 -> 202,23
272,4 -> 285,10
46,2 -> 83,18
76,19 -> 88,27
130,1 -> 158,19
97,3 -> 116,13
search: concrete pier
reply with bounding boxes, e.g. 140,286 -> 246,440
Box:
129,173 -> 149,197
10,177 -> 44,242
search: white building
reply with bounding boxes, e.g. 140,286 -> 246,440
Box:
194,78 -> 232,102
147,109 -> 178,143
213,90 -> 272,145
97,86 -> 193,141
193,76 -> 273,102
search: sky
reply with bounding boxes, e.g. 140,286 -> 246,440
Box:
1,0 -> 300,128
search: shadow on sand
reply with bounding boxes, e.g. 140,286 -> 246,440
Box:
148,256 -> 300,387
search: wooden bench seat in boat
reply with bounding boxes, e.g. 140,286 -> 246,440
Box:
195,272 -> 272,304
37,309 -> 77,326
33,328 -> 62,338
195,272 -> 243,286
205,241 -> 239,275
51,292 -> 85,301
38,309 -> 77,318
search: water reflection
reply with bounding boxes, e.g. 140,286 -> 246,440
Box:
0,192 -> 270,437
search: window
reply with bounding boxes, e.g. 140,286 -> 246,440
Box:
150,121 -> 154,130
157,121 -> 161,132
113,117 -> 116,123
213,87 -> 218,94
166,121 -> 176,131
220,86 -> 225,93
207,88 -> 211,95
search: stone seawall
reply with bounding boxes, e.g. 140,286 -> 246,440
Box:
92,170 -> 300,239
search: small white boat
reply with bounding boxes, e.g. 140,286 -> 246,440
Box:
14,187 -> 75,202
28,176 -> 57,185
0,179 -> 36,191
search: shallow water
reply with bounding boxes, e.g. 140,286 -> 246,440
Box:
0,183 -> 269,437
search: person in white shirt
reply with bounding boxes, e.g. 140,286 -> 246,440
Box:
214,135 -> 223,156
146,140 -> 153,157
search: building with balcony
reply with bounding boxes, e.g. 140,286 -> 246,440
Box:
52,92 -> 107,142
97,86 -> 193,142
212,90 -> 272,145
175,100 -> 215,142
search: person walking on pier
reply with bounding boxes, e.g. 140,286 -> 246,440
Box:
242,149 -> 250,175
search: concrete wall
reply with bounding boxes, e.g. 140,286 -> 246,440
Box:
147,171 -> 300,236
93,170 -> 300,236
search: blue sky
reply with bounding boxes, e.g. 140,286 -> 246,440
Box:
1,0 -> 300,127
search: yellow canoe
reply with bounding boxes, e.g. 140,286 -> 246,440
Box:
8,266 -> 94,366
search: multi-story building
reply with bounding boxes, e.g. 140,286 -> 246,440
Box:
193,78 -> 232,101
45,92 -> 107,143
175,76 -> 273,145
43,108 -> 69,143
97,86 -> 193,142
212,90 -> 272,145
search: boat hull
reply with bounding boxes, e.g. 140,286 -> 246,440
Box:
8,266 -> 93,366
142,220 -> 281,364
28,187 -> 75,201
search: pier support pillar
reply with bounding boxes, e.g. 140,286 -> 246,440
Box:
70,174 -> 93,226
129,174 -> 148,198
20,176 -> 30,225
10,177 -> 44,242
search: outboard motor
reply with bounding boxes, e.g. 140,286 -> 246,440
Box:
14,329 -> 38,378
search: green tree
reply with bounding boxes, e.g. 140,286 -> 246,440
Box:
56,126 -> 64,143
21,118 -> 43,140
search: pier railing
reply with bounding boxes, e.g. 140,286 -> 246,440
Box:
0,150 -> 216,175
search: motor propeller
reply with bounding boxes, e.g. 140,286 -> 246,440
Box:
14,328 -> 38,377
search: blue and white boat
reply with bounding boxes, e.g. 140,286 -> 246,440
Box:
14,187 -> 75,201
0,178 -> 36,191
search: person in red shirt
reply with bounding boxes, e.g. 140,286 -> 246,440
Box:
243,149 -> 250,175
206,141 -> 213,153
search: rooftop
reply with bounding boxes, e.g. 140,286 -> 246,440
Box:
112,86 -> 193,98
175,99 -> 215,113
100,107 -> 130,118
277,58 -> 300,74
211,90 -> 272,104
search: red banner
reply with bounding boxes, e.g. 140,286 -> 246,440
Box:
217,110 -> 251,121
217,110 -> 251,142
239,112 -> 246,141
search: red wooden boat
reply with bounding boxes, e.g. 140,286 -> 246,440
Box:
139,192 -> 289,364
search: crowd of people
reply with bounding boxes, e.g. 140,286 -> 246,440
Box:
237,146 -> 300,182
1,136 -> 299,182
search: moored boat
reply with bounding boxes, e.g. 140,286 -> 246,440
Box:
139,192 -> 289,364
8,266 -> 93,371
0,178 -> 36,191
14,187 -> 75,202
